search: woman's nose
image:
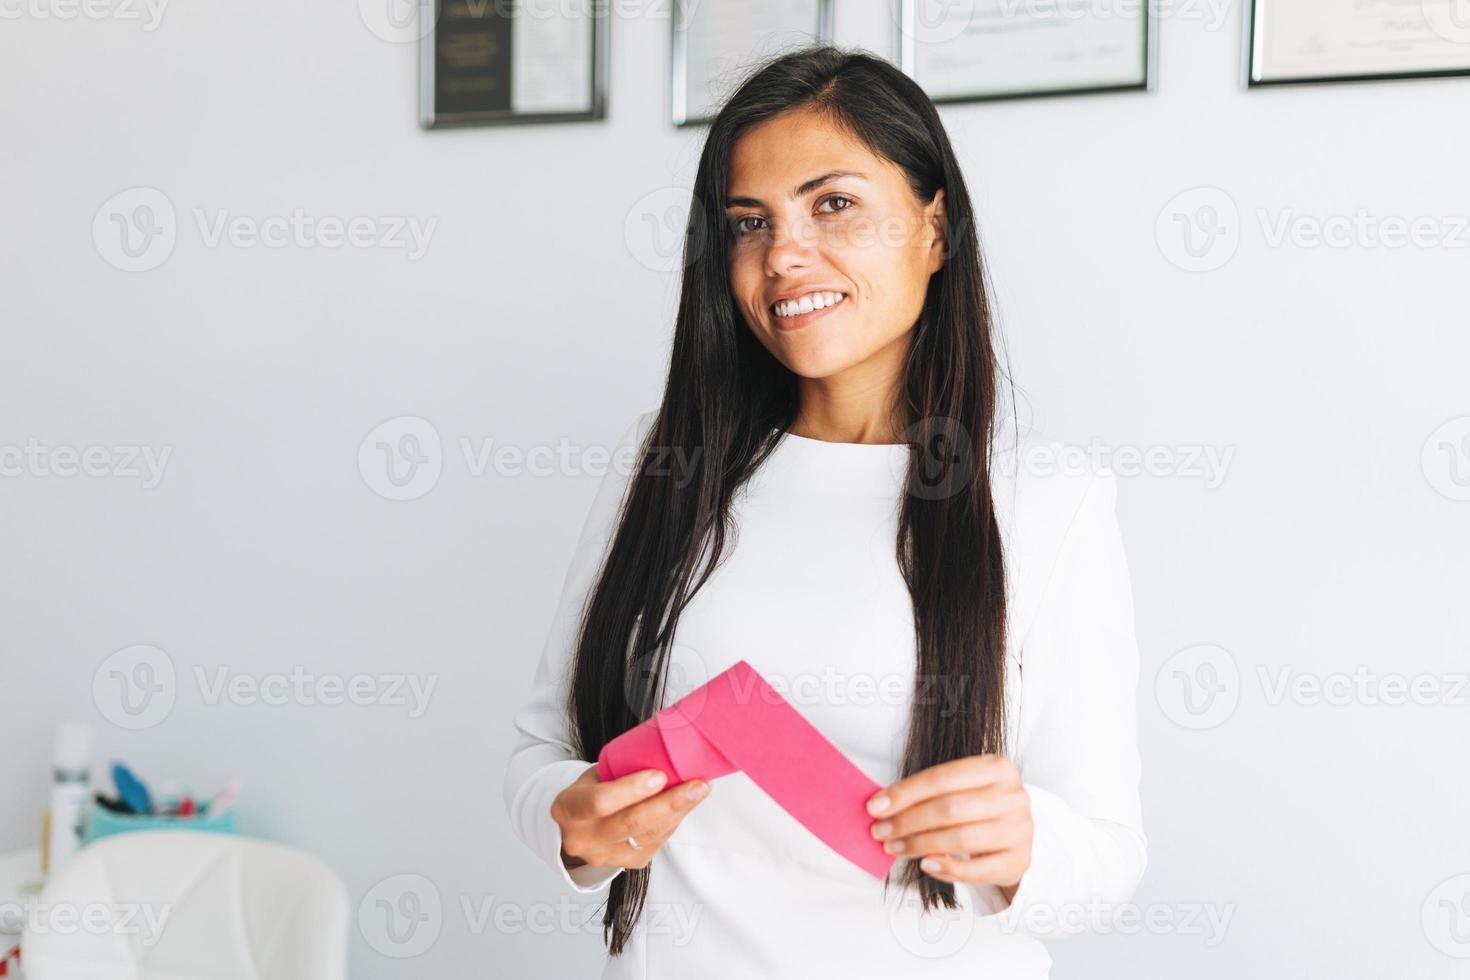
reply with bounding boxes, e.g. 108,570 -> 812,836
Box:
765,221 -> 816,277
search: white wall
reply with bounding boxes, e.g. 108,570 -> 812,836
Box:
2,1 -> 1467,977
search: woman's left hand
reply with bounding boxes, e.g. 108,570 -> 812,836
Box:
866,755 -> 1033,894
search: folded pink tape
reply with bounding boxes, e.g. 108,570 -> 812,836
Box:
597,659 -> 895,879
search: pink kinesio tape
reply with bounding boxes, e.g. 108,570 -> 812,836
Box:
597,659 -> 895,879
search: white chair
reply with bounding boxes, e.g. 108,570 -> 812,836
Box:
21,831 -> 348,980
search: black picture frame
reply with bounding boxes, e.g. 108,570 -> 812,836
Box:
420,0 -> 610,129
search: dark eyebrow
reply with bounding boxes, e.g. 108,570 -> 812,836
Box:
725,170 -> 866,209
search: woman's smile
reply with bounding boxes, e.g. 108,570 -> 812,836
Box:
770,289 -> 849,332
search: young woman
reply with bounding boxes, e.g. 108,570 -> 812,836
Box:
504,46 -> 1145,978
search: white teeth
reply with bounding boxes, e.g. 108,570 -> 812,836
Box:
773,291 -> 846,318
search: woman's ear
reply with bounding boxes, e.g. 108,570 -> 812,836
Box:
926,188 -> 948,275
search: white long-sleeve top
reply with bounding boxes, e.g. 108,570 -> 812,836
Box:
504,409 -> 1147,978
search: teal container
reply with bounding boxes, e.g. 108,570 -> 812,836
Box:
84,798 -> 238,844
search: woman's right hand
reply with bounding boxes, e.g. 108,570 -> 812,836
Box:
551,764 -> 711,872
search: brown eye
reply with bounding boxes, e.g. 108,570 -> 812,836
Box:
818,195 -> 854,214
733,215 -> 766,237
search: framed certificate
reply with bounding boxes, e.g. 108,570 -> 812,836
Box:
897,0 -> 1155,103
672,0 -> 834,127
420,0 -> 609,128
1248,0 -> 1470,86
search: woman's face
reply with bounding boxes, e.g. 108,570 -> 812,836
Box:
725,106 -> 947,383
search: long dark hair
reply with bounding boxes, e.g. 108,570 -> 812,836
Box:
569,45 -> 1010,955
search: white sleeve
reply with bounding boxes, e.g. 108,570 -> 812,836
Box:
975,468 -> 1148,932
502,409 -> 655,893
